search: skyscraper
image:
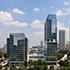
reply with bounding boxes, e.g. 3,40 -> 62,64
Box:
7,33 -> 28,65
59,30 -> 65,50
44,14 -> 57,64
69,29 -> 70,44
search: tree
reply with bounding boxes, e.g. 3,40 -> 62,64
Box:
23,60 -> 27,67
28,60 -> 34,66
36,60 -> 43,66
0,65 -> 2,70
4,66 -> 8,70
57,53 -> 64,60
27,60 -> 48,70
27,67 -> 33,70
42,61 -> 47,70
10,65 -> 17,70
42,65 -> 48,70
49,65 -> 54,70
18,67 -> 24,70
42,61 -> 47,66
58,60 -> 70,67
57,50 -> 69,60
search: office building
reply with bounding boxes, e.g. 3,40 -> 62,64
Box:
69,29 -> 70,44
29,41 -> 44,61
29,46 -> 44,61
44,14 -> 57,64
59,30 -> 65,50
7,33 -> 28,65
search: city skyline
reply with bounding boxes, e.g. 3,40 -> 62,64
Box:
0,0 -> 70,48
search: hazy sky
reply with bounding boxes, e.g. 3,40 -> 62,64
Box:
0,0 -> 70,48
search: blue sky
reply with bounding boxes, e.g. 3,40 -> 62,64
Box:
0,0 -> 70,48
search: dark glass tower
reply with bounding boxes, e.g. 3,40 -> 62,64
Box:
44,14 -> 57,64
7,33 -> 28,66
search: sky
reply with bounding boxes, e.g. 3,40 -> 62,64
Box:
0,0 -> 70,48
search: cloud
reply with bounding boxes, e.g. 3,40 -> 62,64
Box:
55,8 -> 70,16
3,20 -> 27,27
66,8 -> 70,13
63,1 -> 70,5
0,11 -> 27,27
29,31 -> 44,47
55,9 -> 66,16
31,20 -> 44,29
50,6 -> 53,9
63,1 -> 68,5
57,22 -> 65,30
33,8 -> 40,12
57,22 -> 69,31
0,11 -> 13,21
12,8 -> 25,15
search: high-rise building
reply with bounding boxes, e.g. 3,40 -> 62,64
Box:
69,29 -> 70,44
7,33 -> 28,65
59,30 -> 65,50
44,14 -> 57,64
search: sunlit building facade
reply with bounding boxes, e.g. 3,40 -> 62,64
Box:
29,46 -> 45,61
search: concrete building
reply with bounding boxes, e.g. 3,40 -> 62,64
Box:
7,33 -> 28,65
29,41 -> 44,61
44,14 -> 57,64
59,30 -> 65,50
69,29 -> 70,44
29,47 -> 44,61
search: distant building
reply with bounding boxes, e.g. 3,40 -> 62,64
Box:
40,41 -> 43,48
29,47 -> 45,61
29,41 -> 45,61
7,33 -> 28,65
0,44 -> 7,53
69,29 -> 70,44
65,43 -> 70,50
38,41 -> 44,51
59,30 -> 65,50
44,14 -> 57,64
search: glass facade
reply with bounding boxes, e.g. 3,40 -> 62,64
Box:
7,33 -> 28,65
44,14 -> 57,63
45,14 -> 57,40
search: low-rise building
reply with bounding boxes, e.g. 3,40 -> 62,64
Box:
29,44 -> 45,61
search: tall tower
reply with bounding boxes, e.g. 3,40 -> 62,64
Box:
44,14 -> 57,64
68,23 -> 70,51
59,30 -> 65,50
69,29 -> 70,44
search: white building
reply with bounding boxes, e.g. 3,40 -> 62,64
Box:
29,42 -> 45,61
